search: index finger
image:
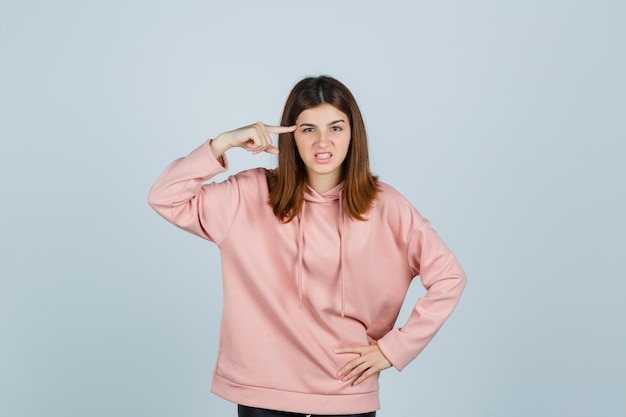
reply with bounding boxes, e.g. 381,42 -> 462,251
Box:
264,124 -> 297,134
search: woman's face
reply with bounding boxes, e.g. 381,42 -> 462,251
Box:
293,104 -> 351,193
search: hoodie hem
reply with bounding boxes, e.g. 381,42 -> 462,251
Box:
211,374 -> 380,415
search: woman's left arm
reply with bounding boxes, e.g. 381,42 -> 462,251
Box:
376,221 -> 467,371
335,219 -> 467,383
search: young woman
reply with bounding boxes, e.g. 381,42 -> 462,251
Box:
148,76 -> 466,417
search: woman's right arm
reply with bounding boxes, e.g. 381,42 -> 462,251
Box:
210,121 -> 297,158
147,123 -> 295,243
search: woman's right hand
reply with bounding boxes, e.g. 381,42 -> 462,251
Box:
210,122 -> 297,158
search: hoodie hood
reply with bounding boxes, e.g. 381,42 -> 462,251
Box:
302,183 -> 343,203
297,182 -> 347,316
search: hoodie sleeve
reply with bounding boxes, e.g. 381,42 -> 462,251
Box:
377,218 -> 467,371
147,140 -> 240,245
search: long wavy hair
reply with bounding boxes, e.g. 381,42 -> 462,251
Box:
267,76 -> 379,222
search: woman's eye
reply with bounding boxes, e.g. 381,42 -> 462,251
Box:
303,127 -> 314,133
331,126 -> 342,132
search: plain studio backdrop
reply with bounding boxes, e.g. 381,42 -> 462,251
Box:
1,1 -> 624,416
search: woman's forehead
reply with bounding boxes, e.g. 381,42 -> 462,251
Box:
296,104 -> 349,124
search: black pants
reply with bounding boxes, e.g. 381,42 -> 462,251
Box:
238,404 -> 376,417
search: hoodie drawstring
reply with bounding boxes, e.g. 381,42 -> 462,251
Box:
295,185 -> 347,317
338,189 -> 346,317
297,201 -> 306,309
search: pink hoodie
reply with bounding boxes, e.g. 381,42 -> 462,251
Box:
148,140 -> 466,415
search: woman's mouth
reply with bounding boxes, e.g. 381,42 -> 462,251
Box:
314,152 -> 333,163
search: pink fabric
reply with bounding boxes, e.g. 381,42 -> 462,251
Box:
148,140 -> 467,415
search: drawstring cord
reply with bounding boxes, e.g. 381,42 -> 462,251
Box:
295,187 -> 346,317
297,201 -> 306,308
339,189 -> 346,317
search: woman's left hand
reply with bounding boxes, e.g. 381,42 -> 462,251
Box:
335,336 -> 392,385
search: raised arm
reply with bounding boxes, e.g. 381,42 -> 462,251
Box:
147,123 -> 296,243
209,122 -> 296,158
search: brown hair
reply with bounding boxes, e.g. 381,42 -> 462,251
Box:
267,75 -> 379,222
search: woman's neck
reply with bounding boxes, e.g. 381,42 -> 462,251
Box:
306,173 -> 342,194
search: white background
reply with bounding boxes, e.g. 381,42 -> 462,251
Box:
1,1 -> 624,416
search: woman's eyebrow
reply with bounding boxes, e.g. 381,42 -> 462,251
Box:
298,120 -> 346,127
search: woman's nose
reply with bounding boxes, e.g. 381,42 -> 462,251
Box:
318,132 -> 329,147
